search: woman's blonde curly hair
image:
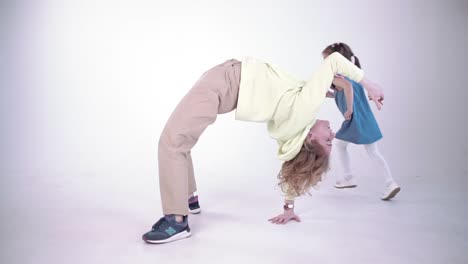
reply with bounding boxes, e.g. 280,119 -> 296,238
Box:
278,139 -> 330,197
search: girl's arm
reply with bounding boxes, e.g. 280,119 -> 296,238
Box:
359,77 -> 384,110
333,76 -> 354,120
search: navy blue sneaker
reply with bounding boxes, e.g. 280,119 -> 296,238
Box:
188,195 -> 201,214
142,215 -> 191,244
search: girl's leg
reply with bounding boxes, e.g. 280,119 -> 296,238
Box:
364,142 -> 400,200
337,139 -> 352,177
334,139 -> 357,188
364,142 -> 394,184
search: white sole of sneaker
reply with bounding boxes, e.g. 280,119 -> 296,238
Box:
334,184 -> 357,189
144,230 -> 192,244
189,208 -> 201,214
381,187 -> 401,201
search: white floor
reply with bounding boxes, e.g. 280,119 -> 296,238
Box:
1,166 -> 467,264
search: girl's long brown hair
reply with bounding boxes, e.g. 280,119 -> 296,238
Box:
323,42 -> 361,69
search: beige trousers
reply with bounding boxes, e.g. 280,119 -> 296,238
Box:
158,59 -> 241,215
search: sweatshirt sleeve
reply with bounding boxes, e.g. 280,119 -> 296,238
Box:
281,182 -> 298,201
299,52 -> 364,102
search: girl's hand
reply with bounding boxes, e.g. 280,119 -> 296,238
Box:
326,91 -> 335,98
268,210 -> 301,225
344,110 -> 353,120
360,78 -> 384,110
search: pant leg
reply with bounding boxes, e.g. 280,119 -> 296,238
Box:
158,59 -> 241,216
364,142 -> 395,184
187,151 -> 196,196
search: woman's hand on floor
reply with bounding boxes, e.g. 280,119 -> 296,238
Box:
268,210 -> 301,224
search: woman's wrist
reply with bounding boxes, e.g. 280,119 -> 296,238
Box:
283,202 -> 295,212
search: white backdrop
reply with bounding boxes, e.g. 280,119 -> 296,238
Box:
2,0 -> 467,182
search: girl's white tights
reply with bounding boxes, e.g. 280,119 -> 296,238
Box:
335,139 -> 394,185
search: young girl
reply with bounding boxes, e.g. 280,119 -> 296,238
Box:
322,43 -> 400,201
142,52 -> 385,244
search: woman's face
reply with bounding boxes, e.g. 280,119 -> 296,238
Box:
308,119 -> 335,154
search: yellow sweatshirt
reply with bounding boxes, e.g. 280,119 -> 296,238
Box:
235,52 -> 364,161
